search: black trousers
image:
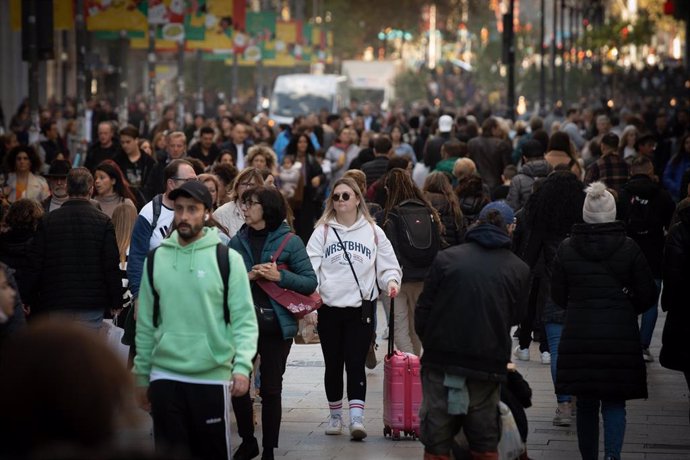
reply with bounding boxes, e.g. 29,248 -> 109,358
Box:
318,305 -> 375,403
232,331 -> 292,449
149,380 -> 231,460
518,275 -> 549,353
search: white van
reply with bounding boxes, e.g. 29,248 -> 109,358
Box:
269,74 -> 349,126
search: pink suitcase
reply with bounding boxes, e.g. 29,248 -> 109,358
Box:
383,298 -> 422,439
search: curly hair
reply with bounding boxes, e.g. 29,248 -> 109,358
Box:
4,146 -> 42,174
246,145 -> 278,171
523,170 -> 584,236
5,198 -> 44,233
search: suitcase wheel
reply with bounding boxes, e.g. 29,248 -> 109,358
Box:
392,429 -> 401,440
383,426 -> 391,437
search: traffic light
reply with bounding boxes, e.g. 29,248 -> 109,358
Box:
664,0 -> 690,20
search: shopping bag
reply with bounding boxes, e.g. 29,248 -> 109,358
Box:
101,319 -> 130,365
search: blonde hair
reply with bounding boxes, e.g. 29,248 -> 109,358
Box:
343,169 -> 367,195
453,157 -> 477,179
229,167 -> 265,201
246,145 -> 278,171
315,177 -> 374,227
167,131 -> 186,145
112,203 -> 138,265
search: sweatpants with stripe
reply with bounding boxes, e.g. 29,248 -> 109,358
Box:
149,380 -> 231,460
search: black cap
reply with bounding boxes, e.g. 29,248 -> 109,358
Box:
44,159 -> 72,178
169,181 -> 213,210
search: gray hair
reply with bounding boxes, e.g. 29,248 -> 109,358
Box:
67,167 -> 94,197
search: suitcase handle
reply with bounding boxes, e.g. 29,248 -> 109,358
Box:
387,297 -> 395,357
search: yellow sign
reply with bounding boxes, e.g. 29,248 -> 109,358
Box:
86,0 -> 147,33
10,0 -> 74,31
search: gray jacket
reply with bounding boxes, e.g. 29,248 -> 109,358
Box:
506,160 -> 552,211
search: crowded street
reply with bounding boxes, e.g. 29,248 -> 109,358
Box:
1,1 -> 690,460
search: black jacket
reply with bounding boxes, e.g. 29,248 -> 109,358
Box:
415,224 -> 530,381
659,206 -> 690,372
551,221 -> 657,401
25,199 -> 121,315
617,174 -> 675,277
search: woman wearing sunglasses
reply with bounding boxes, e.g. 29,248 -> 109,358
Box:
307,176 -> 401,441
230,186 -> 317,460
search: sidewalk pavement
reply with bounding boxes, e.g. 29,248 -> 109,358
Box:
121,305 -> 690,459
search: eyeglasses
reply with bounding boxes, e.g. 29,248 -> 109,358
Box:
240,200 -> 261,210
332,192 -> 351,202
172,176 -> 198,183
239,181 -> 255,187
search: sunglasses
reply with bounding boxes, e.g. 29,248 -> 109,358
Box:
332,192 -> 352,202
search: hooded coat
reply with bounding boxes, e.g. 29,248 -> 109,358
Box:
505,159 -> 552,211
551,221 -> 657,400
415,223 -> 530,380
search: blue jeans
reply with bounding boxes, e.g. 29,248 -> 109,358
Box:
639,279 -> 662,349
545,322 -> 571,404
576,399 -> 626,460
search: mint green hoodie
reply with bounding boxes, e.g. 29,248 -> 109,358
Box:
133,227 -> 258,387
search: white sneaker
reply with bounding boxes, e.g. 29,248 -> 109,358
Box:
514,346 -> 530,361
325,415 -> 343,435
349,416 -> 367,440
382,327 -> 389,340
541,351 -> 551,364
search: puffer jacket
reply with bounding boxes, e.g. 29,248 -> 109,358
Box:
230,222 -> 317,340
659,206 -> 690,372
25,199 -> 122,314
551,221 -> 657,401
505,160 -> 552,211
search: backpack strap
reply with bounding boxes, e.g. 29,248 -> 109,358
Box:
216,243 -> 231,325
150,244 -> 231,327
147,247 -> 161,327
150,194 -> 163,230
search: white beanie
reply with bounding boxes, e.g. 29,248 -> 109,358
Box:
583,182 -> 617,224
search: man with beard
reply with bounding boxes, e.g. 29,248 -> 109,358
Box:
134,180 -> 258,460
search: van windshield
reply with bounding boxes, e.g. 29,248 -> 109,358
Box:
271,93 -> 333,117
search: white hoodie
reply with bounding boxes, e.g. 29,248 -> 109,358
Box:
307,214 -> 402,308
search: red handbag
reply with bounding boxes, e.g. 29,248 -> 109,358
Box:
255,233 -> 322,319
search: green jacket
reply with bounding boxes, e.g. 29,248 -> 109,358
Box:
230,222 -> 318,340
133,227 -> 258,386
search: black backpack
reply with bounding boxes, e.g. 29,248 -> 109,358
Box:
385,199 -> 440,279
625,193 -> 653,237
146,243 -> 230,327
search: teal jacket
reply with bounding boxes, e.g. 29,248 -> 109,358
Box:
134,227 -> 258,386
230,222 -> 318,340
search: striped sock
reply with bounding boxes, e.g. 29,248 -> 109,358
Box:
328,400 -> 343,418
349,399 -> 365,419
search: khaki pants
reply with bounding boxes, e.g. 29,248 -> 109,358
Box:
393,281 -> 423,356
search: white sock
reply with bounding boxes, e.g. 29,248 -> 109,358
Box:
349,399 -> 364,419
328,400 -> 342,418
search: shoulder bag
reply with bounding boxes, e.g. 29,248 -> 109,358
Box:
256,233 -> 322,318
